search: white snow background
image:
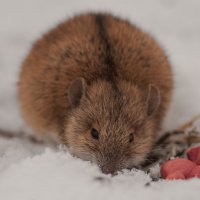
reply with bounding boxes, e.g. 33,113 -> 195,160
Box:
0,0 -> 200,199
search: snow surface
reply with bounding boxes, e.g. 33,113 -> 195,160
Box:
0,0 -> 200,199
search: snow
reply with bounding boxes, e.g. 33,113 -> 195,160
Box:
0,0 -> 200,199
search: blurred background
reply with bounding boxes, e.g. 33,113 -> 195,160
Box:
0,0 -> 200,133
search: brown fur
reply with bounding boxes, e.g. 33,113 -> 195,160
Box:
18,13 -> 173,174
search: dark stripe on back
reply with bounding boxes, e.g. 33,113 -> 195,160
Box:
94,14 -> 118,88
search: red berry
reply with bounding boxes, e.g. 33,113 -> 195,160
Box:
187,166 -> 200,178
161,158 -> 196,179
187,146 -> 200,165
166,171 -> 185,180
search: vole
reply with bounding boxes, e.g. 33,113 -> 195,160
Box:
18,13 -> 173,174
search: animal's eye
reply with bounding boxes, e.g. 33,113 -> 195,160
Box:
91,128 -> 99,140
129,133 -> 134,143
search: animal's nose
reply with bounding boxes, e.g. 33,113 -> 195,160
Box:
101,164 -> 115,174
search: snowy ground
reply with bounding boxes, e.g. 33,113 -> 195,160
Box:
0,0 -> 200,199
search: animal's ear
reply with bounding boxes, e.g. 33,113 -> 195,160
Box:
68,77 -> 86,108
145,84 -> 160,116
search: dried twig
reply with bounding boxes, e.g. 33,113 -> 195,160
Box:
0,129 -> 44,144
142,114 -> 200,170
176,114 -> 200,131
